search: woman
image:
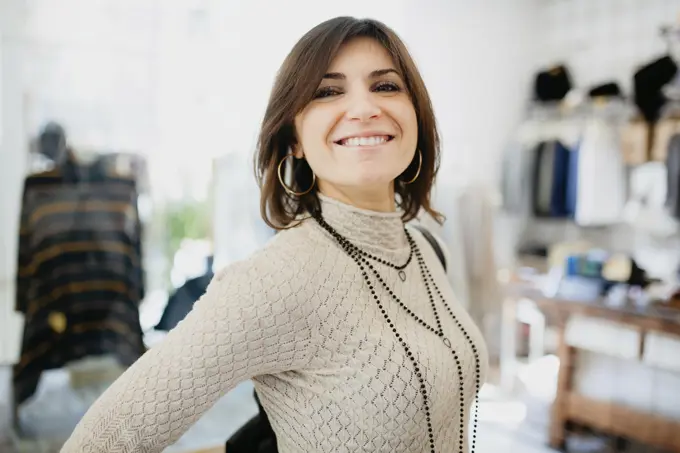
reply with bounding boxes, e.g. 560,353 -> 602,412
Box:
61,16 -> 487,453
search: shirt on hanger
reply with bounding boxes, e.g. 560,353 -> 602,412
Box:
575,118 -> 627,226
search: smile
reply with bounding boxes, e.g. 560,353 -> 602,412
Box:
335,135 -> 394,147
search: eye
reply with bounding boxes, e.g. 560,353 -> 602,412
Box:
373,81 -> 402,93
313,86 -> 342,99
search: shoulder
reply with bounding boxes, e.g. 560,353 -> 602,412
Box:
209,219 -> 331,311
214,221 -> 318,277
407,222 -> 450,269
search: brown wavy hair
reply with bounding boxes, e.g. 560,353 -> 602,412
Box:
255,16 -> 442,229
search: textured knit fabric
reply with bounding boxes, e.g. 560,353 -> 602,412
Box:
61,194 -> 488,453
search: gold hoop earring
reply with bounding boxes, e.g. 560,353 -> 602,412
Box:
277,154 -> 316,196
402,149 -> 422,184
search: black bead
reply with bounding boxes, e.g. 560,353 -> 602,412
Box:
315,215 -> 482,453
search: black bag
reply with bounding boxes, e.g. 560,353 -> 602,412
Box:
226,389 -> 277,453
411,224 -> 447,272
225,225 -> 447,453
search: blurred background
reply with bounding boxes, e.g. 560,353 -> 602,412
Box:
2,0 -> 680,452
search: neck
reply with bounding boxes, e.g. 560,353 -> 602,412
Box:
318,182 -> 396,213
315,192 -> 408,252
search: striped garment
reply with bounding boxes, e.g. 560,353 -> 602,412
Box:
14,154 -> 146,405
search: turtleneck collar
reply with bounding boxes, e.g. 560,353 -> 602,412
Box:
315,193 -> 409,252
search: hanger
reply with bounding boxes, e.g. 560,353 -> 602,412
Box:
660,23 -> 680,102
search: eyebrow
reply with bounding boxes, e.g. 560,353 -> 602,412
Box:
322,68 -> 400,80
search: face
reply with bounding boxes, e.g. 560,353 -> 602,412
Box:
293,37 -> 418,199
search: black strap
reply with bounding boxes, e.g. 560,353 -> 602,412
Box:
411,224 -> 447,272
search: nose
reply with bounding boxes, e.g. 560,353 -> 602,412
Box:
345,91 -> 381,122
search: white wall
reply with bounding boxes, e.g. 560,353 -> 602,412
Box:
0,0 -> 28,347
0,1 -> 540,331
396,1 -> 540,278
18,0 -> 160,152
151,1 -> 540,189
402,1 -> 539,187
535,0 -> 680,94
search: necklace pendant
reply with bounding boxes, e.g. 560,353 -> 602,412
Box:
442,337 -> 452,349
398,270 -> 406,281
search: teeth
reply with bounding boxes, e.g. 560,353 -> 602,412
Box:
340,136 -> 389,147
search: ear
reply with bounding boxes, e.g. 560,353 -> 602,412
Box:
291,143 -> 304,159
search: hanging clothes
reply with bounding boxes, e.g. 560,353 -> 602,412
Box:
565,140 -> 580,217
532,141 -> 554,217
667,134 -> 680,220
531,140 -> 573,218
651,118 -> 680,162
575,118 -> 627,227
13,152 -> 146,405
622,162 -> 676,237
500,141 -> 536,215
549,140 -> 572,217
620,120 -> 651,165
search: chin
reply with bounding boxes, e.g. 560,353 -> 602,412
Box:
347,168 -> 400,188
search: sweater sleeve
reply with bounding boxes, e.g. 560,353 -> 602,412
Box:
60,247 -> 318,453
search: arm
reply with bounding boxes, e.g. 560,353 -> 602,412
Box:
60,249 -> 317,453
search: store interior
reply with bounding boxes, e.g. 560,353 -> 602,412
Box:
2,1 -> 680,452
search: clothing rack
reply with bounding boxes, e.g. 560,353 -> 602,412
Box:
661,23 -> 680,61
661,24 -> 680,101
526,98 -> 634,123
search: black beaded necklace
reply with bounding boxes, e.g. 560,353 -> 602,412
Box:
314,215 -> 480,453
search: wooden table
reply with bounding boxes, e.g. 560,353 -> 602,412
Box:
180,448 -> 224,453
500,283 -> 680,452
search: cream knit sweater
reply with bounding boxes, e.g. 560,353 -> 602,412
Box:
60,195 -> 488,453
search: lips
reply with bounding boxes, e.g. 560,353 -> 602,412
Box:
335,135 -> 394,147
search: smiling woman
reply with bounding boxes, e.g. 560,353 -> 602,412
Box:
294,38 -> 419,209
256,16 -> 442,229
61,16 -> 487,453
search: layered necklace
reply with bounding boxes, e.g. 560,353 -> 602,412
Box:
314,215 -> 481,453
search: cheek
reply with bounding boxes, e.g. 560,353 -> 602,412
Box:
396,104 -> 418,149
404,107 -> 418,137
298,110 -> 335,150
295,112 -> 336,177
